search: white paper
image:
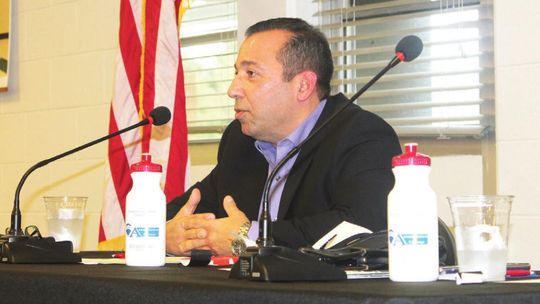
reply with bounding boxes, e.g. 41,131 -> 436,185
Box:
456,272 -> 484,285
312,221 -> 373,249
81,256 -> 191,265
346,270 -> 389,279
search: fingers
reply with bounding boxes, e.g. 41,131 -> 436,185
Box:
166,223 -> 209,255
182,213 -> 215,229
223,196 -> 248,225
183,228 -> 208,240
178,238 -> 209,253
178,188 -> 201,217
166,211 -> 214,255
166,219 -> 186,255
222,195 -> 241,216
169,193 -> 250,256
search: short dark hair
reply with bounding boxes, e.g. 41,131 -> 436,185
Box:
245,18 -> 333,99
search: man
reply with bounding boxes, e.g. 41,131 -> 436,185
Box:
166,18 -> 401,256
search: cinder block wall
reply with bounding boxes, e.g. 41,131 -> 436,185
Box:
0,0 -> 119,250
494,0 -> 540,268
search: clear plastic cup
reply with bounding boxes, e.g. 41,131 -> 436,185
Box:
44,196 -> 87,252
447,195 -> 513,281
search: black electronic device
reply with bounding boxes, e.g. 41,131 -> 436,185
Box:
0,106 -> 171,264
0,236 -> 80,264
230,35 -> 424,281
298,218 -> 456,271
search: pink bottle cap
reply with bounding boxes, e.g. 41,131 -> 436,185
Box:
391,143 -> 431,167
130,153 -> 162,172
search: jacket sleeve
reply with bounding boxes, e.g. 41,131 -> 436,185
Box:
166,123 -> 234,220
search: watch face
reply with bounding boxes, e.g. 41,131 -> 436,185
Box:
232,238 -> 247,256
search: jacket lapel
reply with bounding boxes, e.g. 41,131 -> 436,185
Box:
276,94 -> 347,218
277,155 -> 313,219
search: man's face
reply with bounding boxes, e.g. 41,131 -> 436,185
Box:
228,30 -> 301,144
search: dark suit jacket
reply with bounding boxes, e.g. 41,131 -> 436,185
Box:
167,93 -> 401,248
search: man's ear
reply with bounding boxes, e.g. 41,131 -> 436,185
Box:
296,70 -> 318,101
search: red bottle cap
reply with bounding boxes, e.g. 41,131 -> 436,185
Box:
392,143 -> 431,167
130,153 -> 162,173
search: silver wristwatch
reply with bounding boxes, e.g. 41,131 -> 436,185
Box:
231,221 -> 251,256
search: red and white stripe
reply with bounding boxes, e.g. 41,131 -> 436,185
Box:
99,0 -> 189,243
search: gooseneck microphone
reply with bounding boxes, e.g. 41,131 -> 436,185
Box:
350,35 -> 423,103
258,35 -> 423,249
394,35 -> 423,62
1,106 -> 171,263
231,36 -> 423,281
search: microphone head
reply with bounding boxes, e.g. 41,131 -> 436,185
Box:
395,35 -> 423,62
149,106 -> 171,126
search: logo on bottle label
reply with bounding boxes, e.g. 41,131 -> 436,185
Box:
126,223 -> 160,238
388,229 -> 429,246
148,227 -> 160,237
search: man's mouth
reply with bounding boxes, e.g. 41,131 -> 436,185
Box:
234,109 -> 246,120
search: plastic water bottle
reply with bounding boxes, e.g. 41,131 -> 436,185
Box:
125,153 -> 166,266
388,143 -> 439,282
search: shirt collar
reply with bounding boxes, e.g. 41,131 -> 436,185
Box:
255,99 -> 327,166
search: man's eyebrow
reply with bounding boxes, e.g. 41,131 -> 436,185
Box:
236,60 -> 257,68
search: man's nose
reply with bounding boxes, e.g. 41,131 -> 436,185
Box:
227,76 -> 243,100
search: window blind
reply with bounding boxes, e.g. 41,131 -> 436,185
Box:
180,0 -> 237,142
317,0 -> 494,138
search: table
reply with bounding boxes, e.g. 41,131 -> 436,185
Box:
0,261 -> 539,304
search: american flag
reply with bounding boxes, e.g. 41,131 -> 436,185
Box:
99,0 -> 189,248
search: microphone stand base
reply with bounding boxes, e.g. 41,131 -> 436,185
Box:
0,235 -> 81,264
229,245 -> 346,281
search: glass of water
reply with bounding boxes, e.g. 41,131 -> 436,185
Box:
447,195 -> 513,281
44,196 -> 87,252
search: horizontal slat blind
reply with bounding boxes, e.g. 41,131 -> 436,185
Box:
317,0 -> 494,138
180,0 -> 237,142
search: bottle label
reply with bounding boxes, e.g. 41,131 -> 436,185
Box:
126,223 -> 160,238
388,229 -> 429,246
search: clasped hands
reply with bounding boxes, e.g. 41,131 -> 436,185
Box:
165,188 -> 249,256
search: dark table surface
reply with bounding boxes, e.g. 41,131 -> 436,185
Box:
0,261 -> 539,304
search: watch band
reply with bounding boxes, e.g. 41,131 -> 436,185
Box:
237,221 -> 251,238
231,221 -> 251,256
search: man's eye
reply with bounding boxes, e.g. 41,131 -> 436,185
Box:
246,70 -> 257,77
